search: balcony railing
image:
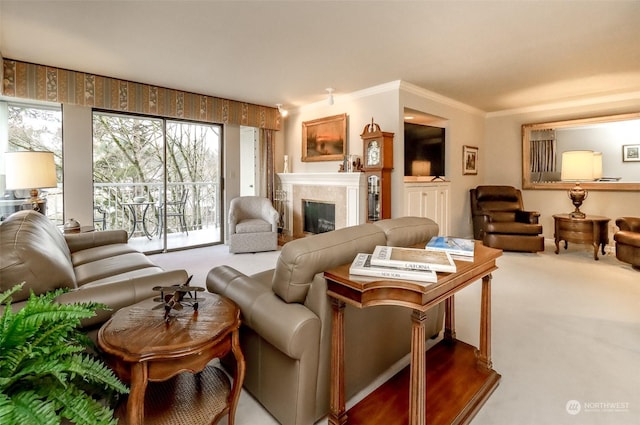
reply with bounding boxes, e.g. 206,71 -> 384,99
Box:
93,182 -> 220,240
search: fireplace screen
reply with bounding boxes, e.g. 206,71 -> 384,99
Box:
303,200 -> 336,234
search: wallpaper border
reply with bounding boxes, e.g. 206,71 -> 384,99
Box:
2,58 -> 281,131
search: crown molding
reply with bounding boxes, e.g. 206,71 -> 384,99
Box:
398,81 -> 485,117
486,91 -> 640,118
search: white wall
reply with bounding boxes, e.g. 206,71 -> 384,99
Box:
62,104 -> 93,226
485,97 -> 640,240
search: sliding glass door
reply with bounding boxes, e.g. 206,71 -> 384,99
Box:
93,112 -> 222,252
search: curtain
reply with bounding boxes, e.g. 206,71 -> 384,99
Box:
259,128 -> 275,201
529,129 -> 556,173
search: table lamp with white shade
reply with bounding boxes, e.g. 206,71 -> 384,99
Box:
592,152 -> 603,181
560,150 -> 597,219
4,151 -> 58,214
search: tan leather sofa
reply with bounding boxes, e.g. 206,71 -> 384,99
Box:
207,217 -> 444,425
614,216 -> 640,270
0,210 -> 188,330
470,185 -> 544,252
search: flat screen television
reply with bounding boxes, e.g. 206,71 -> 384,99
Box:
404,123 -> 446,178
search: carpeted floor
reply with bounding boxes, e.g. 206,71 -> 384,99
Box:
149,240 -> 640,425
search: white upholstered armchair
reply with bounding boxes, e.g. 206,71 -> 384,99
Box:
228,196 -> 279,253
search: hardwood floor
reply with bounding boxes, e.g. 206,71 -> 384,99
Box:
347,340 -> 500,425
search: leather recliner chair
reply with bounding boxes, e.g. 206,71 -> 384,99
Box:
470,185 -> 544,252
614,217 -> 640,270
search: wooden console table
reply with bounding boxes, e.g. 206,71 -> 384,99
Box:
324,242 -> 502,425
553,214 -> 610,260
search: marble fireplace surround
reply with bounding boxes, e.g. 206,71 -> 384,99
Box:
277,172 -> 366,239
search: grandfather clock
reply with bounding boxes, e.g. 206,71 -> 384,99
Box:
361,119 -> 394,222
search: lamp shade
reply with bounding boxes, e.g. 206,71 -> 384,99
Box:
411,160 -> 431,176
5,151 -> 58,190
560,150 -> 594,181
592,152 -> 603,180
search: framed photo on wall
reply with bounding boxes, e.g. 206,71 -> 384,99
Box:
463,145 -> 478,175
622,144 -> 640,162
302,113 -> 347,162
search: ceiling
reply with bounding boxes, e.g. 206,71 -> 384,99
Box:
1,1 -> 639,113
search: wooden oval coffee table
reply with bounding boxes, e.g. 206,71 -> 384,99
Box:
98,292 -> 245,425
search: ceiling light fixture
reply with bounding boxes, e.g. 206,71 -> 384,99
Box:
326,88 -> 334,105
276,104 -> 288,117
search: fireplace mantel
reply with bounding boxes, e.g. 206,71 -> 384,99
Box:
277,172 -> 365,237
277,172 -> 363,187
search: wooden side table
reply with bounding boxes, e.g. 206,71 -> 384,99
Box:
553,214 -> 610,260
324,242 -> 502,425
98,292 -> 245,425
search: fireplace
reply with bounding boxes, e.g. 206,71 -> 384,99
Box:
303,200 -> 336,234
277,172 -> 365,239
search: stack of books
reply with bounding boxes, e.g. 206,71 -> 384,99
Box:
349,237 -> 475,283
349,253 -> 438,283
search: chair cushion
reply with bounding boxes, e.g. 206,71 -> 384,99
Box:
485,221 -> 542,235
73,252 -> 157,286
488,211 -> 517,222
236,218 -> 272,234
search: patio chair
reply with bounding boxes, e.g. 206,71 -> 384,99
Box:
93,205 -> 107,230
158,189 -> 189,237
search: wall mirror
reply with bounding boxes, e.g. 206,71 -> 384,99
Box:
522,112 -> 640,191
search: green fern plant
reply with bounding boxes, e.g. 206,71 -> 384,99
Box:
0,283 -> 129,425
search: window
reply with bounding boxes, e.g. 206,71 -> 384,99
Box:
1,101 -> 63,222
92,111 -> 222,252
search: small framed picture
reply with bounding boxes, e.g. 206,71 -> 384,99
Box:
463,145 -> 478,175
622,144 -> 640,162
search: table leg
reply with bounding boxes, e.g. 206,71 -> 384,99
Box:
228,328 -> 245,425
329,298 -> 347,425
127,362 -> 149,425
126,205 -> 138,238
444,295 -> 456,341
409,310 -> 427,425
477,274 -> 493,371
140,203 -> 152,239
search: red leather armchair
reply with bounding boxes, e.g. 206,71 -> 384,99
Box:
614,217 -> 640,270
470,185 -> 544,252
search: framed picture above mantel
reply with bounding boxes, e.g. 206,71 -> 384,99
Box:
302,113 -> 347,162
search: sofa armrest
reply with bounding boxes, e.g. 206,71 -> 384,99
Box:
616,217 -> 640,233
54,269 -> 189,328
64,230 -> 128,253
207,265 -> 320,359
516,210 -> 540,224
251,294 -> 321,360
